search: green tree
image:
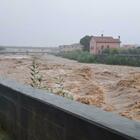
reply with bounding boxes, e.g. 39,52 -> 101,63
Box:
80,35 -> 92,52
0,46 -> 5,51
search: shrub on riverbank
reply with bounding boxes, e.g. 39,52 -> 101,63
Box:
96,55 -> 140,66
56,50 -> 140,67
57,51 -> 96,63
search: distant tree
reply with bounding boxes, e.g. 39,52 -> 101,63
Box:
0,46 -> 5,51
80,35 -> 92,52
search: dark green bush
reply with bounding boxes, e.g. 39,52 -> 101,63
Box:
57,51 -> 96,63
56,50 -> 140,67
58,51 -> 81,60
77,52 -> 96,63
101,55 -> 140,66
103,48 -> 140,55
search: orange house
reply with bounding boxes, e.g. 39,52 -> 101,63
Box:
90,35 -> 121,55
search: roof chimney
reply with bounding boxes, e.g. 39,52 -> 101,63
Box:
118,36 -> 120,39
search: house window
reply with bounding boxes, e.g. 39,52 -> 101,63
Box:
107,45 -> 110,49
101,45 -> 104,50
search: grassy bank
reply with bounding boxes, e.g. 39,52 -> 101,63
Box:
56,50 -> 140,67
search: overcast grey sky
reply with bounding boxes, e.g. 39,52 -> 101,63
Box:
0,0 -> 140,47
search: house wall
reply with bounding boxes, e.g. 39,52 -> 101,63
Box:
90,38 -> 120,55
90,38 -> 97,54
95,42 -> 120,54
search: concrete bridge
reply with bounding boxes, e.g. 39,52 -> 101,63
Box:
0,78 -> 140,140
0,46 -> 59,55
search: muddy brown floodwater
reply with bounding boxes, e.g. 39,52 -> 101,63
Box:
0,54 -> 140,121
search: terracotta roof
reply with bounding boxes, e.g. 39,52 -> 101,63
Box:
93,36 -> 121,43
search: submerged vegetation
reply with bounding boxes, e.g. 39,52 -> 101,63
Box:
30,57 -> 43,88
30,57 -> 73,100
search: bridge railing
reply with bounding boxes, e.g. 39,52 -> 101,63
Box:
0,77 -> 139,140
